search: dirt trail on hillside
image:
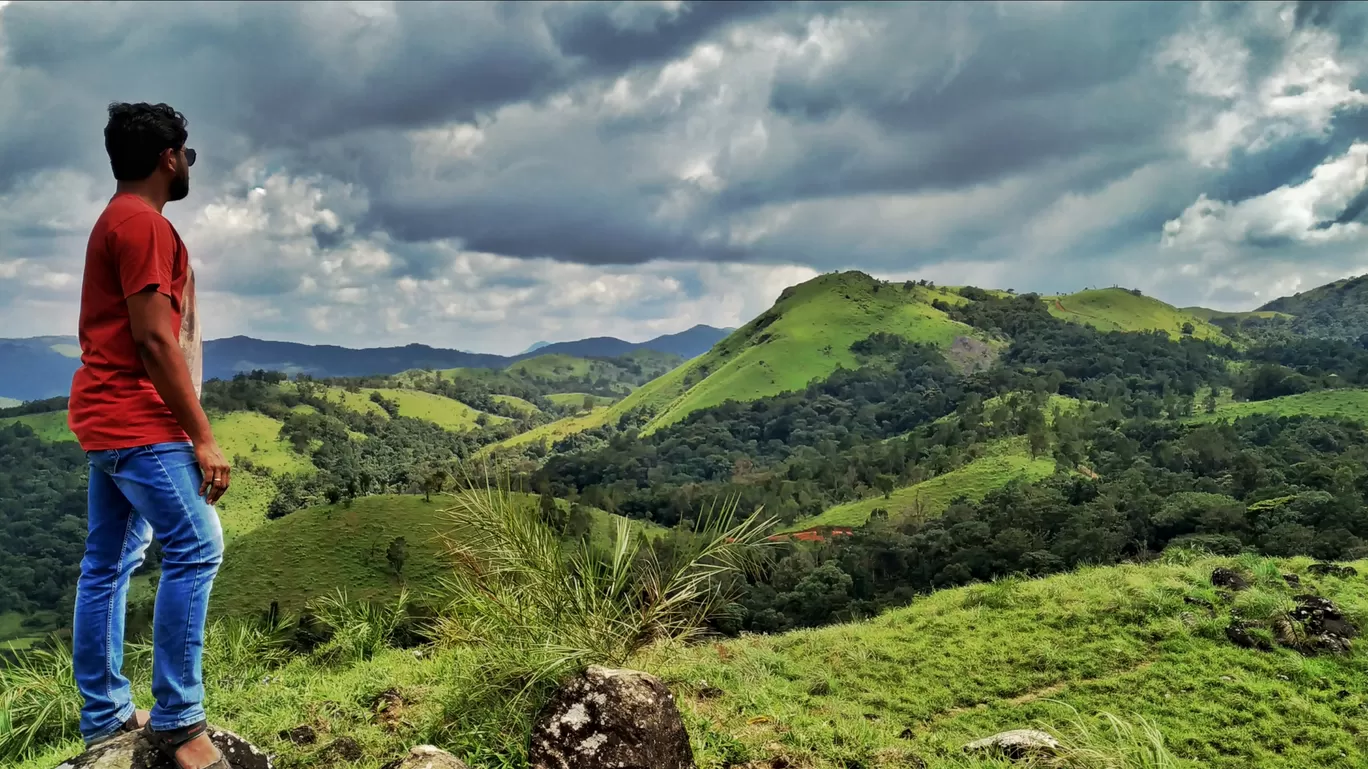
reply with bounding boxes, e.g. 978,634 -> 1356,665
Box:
913,657 -> 1158,732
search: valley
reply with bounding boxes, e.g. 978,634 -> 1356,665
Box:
6,271 -> 1368,768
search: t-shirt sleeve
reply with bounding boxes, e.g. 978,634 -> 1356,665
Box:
109,212 -> 179,300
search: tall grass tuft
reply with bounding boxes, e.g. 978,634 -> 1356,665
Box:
431,480 -> 773,760
0,643 -> 84,763
309,587 -> 415,665
1038,705 -> 1187,768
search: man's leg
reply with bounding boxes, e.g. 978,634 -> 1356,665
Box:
73,450 -> 153,744
106,442 -> 224,732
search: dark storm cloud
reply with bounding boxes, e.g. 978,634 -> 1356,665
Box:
544,0 -> 788,70
3,0 -> 1368,325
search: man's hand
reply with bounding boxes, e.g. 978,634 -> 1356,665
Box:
196,440 -> 231,504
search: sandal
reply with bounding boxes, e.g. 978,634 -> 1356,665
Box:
142,720 -> 230,769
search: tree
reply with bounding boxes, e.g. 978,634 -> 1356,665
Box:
874,474 -> 896,499
1181,321 -> 1195,336
582,395 -> 596,414
421,464 -> 450,502
565,503 -> 594,542
386,536 -> 408,577
1204,389 -> 1218,414
540,491 -> 567,533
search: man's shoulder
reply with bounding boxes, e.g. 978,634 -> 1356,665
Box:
96,194 -> 166,237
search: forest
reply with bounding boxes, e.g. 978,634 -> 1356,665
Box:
7,290 -> 1368,633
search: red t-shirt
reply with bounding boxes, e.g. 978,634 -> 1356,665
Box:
68,193 -> 193,450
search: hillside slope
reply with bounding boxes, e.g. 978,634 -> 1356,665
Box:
649,553 -> 1368,768
783,437 -> 1057,532
211,493 -> 661,616
604,272 -> 988,436
1259,273 -> 1368,341
1046,288 -> 1228,341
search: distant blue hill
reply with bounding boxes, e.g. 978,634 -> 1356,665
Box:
0,325 -> 733,403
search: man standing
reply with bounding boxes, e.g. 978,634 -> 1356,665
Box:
68,102 -> 231,769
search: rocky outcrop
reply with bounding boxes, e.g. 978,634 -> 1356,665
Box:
528,665 -> 696,769
1288,594 -> 1357,654
963,729 -> 1060,761
54,726 -> 269,769
1308,563 -> 1358,578
380,745 -> 469,769
1210,568 -> 1249,591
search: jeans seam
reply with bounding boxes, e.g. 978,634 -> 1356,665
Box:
103,500 -> 140,717
149,448 -> 209,712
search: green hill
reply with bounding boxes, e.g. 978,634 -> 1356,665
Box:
583,272 -> 986,438
1258,273 -> 1368,341
20,552 -> 1364,769
211,492 -> 661,616
1046,288 -> 1228,341
307,385 -> 509,430
783,437 -> 1057,532
1192,388 -> 1368,425
649,553 -> 1368,768
0,411 -> 74,443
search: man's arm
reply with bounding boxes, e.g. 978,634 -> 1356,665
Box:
127,288 -> 231,504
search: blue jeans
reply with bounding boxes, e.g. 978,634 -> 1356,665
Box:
73,441 -> 224,744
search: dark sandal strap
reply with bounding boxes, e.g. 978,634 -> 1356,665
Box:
144,719 -> 208,749
143,721 -> 227,769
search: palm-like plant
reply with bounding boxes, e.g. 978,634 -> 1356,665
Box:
431,479 -> 773,750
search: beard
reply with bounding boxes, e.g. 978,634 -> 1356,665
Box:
169,168 -> 190,201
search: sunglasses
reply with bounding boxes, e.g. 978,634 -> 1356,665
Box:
166,146 -> 196,167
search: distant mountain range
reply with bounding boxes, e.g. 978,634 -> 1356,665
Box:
521,341 -> 552,355
0,325 -> 733,403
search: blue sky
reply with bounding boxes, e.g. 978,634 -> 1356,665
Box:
1,1 -> 1366,354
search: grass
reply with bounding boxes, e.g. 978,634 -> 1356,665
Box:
0,613 -> 46,652
7,486 -> 766,769
1045,289 -> 1228,342
478,406 -> 614,455
315,386 -> 508,431
369,388 -> 510,431
1191,388 -> 1368,425
212,411 -> 313,475
784,437 -> 1058,531
645,553 -> 1368,768
210,494 -> 460,617
545,392 -> 616,409
12,554 -> 1364,769
545,273 -> 982,441
505,354 -> 596,380
211,492 -> 664,617
0,411 -> 75,442
491,394 -> 539,415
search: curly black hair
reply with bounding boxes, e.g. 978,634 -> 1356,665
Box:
104,102 -> 188,181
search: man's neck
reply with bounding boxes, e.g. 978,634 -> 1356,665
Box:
114,181 -> 169,213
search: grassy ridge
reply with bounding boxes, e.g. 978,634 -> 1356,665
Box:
312,385 -> 508,430
19,554 -> 1364,769
545,392 -> 616,408
648,553 -> 1368,768
1190,389 -> 1368,425
491,394 -> 539,415
784,437 -> 1058,532
479,406 -> 614,455
0,411 -> 75,442
1046,288 -> 1228,341
593,273 -> 980,438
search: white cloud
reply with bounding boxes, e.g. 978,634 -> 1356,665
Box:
1161,1 -> 1368,167
1162,142 -> 1368,251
